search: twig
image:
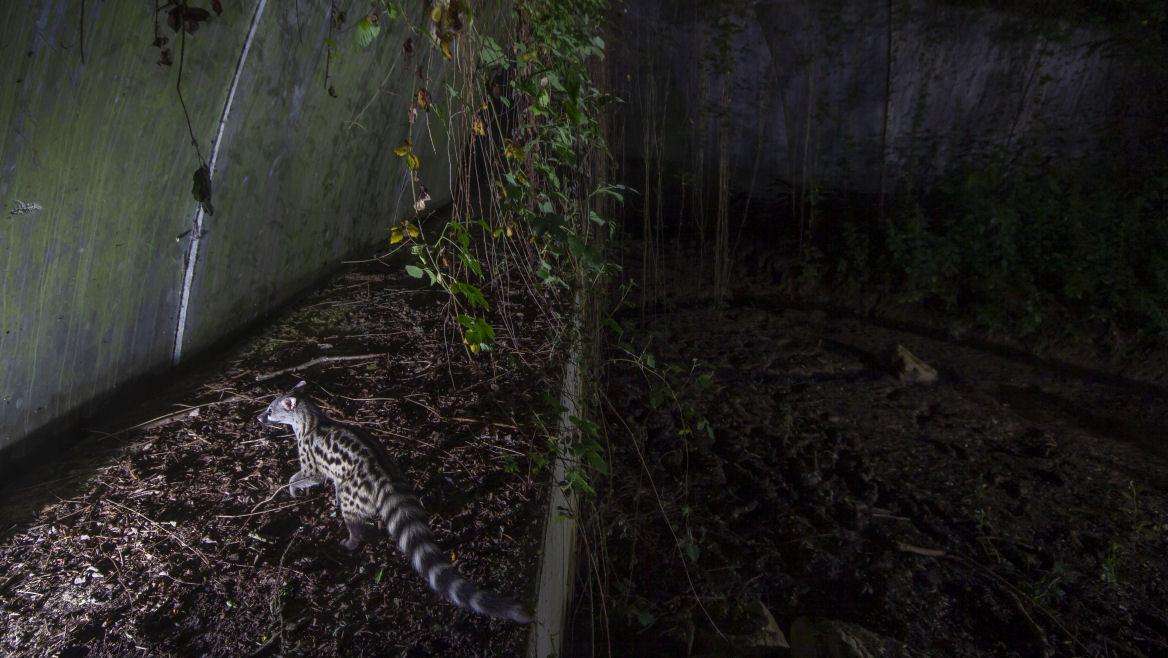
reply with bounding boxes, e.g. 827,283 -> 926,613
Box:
248,486 -> 290,513
175,1 -> 205,165
404,396 -> 441,419
896,541 -> 947,558
451,416 -> 519,430
104,499 -> 211,567
341,247 -> 406,265
1006,589 -> 1049,649
95,396 -> 246,440
254,353 -> 389,382
217,499 -> 310,520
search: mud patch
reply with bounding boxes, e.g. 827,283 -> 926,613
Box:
575,253 -> 1168,657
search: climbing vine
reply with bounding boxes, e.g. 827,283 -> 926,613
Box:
349,0 -> 619,357
344,0 -> 623,502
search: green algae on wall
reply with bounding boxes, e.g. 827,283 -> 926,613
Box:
0,0 -> 248,458
0,0 -> 504,467
179,1 -> 471,357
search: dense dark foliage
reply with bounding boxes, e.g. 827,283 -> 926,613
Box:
948,0 -> 1166,30
820,155 -> 1168,341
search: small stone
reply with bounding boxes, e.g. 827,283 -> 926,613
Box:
890,345 -> 938,385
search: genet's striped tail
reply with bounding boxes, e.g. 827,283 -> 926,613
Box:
382,495 -> 531,623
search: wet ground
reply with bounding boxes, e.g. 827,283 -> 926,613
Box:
0,255 -> 563,656
579,250 -> 1168,657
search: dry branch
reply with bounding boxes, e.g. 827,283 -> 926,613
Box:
97,395 -> 247,440
254,353 -> 390,382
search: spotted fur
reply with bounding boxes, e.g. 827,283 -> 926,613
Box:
258,382 -> 531,623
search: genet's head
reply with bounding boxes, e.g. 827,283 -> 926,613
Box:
258,381 -> 312,429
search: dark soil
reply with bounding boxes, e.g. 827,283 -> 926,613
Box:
577,249 -> 1168,657
0,256 -> 563,656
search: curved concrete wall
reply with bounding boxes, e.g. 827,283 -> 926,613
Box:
611,0 -> 1165,203
0,1 -> 494,465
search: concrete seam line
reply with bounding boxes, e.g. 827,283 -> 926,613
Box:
528,300 -> 584,658
173,0 -> 270,365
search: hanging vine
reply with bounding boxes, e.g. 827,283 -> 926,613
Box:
352,0 -> 620,360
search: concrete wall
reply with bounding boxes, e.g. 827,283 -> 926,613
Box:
610,0 -> 1165,204
0,1 -> 493,464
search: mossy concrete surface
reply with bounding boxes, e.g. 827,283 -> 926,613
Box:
0,1 -> 497,467
611,0 -> 1165,198
180,2 -> 464,356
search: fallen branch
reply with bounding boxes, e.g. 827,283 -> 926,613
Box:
896,541 -> 947,558
95,395 -> 246,441
254,353 -> 389,382
216,499 -> 310,519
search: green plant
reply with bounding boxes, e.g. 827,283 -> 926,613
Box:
348,0 -> 619,357
823,151 -> 1168,341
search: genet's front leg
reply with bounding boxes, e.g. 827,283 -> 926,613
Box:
287,469 -> 323,498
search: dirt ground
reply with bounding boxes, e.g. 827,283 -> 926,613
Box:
579,250 -> 1168,657
0,256 -> 564,656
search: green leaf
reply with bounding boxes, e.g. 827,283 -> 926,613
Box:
457,251 -> 484,278
565,469 -> 595,496
355,17 -> 381,48
405,264 -> 424,278
457,314 -> 495,352
479,37 -> 506,67
591,184 -> 629,203
452,282 -> 489,309
569,414 -> 599,437
585,450 -> 609,476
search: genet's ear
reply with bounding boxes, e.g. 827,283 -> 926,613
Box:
281,397 -> 298,411
293,380 -> 308,391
